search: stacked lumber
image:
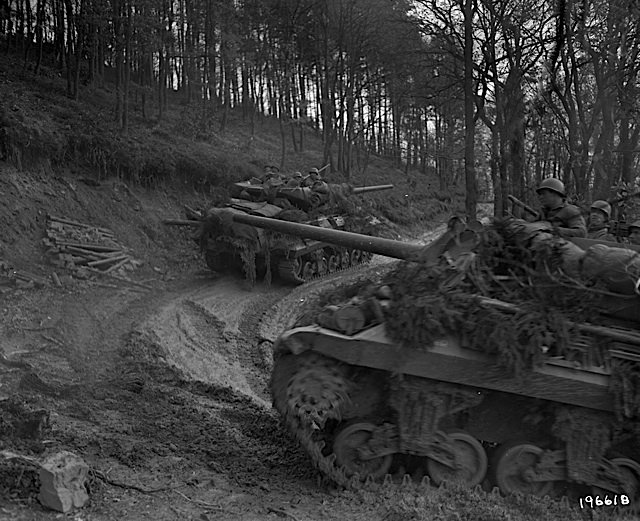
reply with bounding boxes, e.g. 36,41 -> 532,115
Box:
43,215 -> 139,277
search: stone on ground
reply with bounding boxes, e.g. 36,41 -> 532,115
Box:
37,451 -> 89,512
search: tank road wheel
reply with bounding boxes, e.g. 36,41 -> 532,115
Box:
492,443 -> 554,497
316,257 -> 328,277
301,261 -> 315,281
277,258 -> 304,284
593,458 -> 640,504
427,431 -> 488,487
333,422 -> 393,480
327,255 -> 339,273
339,251 -> 351,270
350,249 -> 362,265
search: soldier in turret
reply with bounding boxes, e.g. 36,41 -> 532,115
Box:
629,221 -> 640,245
302,168 -> 320,187
587,200 -> 615,241
310,172 -> 329,195
286,172 -> 304,187
536,178 -> 587,238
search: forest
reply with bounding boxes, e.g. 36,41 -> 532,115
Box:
1,0 -> 639,218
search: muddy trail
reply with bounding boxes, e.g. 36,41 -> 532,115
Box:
0,223 -> 445,521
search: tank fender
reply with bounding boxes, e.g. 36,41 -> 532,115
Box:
273,324 -> 392,356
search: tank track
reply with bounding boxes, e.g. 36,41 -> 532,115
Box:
271,351 -> 363,488
272,351 -> 640,506
277,249 -> 374,285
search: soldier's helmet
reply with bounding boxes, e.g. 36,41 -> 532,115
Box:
293,171 -> 303,178
629,220 -> 640,231
309,168 -> 320,175
536,178 -> 566,197
590,200 -> 612,220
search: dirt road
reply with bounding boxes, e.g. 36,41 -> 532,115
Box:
0,221 -> 447,521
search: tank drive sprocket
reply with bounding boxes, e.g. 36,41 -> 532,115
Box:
271,352 -> 359,487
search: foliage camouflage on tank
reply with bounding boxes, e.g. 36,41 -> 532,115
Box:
264,216 -> 640,509
197,181 -> 395,285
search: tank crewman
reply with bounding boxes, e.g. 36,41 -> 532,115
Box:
536,178 -> 587,238
629,221 -> 640,245
302,168 -> 320,187
311,175 -> 330,195
286,171 -> 304,187
587,200 -> 615,241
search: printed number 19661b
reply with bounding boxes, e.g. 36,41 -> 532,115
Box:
580,495 -> 629,508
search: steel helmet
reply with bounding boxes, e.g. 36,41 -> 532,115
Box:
536,178 -> 566,197
294,171 -> 302,178
309,168 -> 319,174
590,200 -> 611,219
629,220 -> 640,231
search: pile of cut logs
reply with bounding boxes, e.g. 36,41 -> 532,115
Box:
43,215 -> 138,275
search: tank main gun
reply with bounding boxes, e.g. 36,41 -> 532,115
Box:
223,210 -> 476,267
227,210 -> 420,260
351,184 -> 394,194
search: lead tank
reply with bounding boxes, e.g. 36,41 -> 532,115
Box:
198,183 -> 394,284
235,212 -> 640,506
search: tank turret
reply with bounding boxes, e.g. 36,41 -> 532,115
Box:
231,181 -> 394,211
236,213 -> 640,506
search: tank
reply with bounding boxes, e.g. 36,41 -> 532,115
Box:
194,183 -> 395,284
237,213 -> 640,505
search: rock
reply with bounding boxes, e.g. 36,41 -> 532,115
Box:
37,451 -> 89,513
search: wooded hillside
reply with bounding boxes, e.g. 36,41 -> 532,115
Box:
1,0 -> 640,218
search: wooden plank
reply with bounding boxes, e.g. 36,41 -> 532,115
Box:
64,246 -> 118,259
105,257 -> 131,273
87,255 -> 129,268
56,241 -> 122,252
48,215 -> 113,235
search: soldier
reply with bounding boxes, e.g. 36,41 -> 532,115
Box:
286,172 -> 304,187
311,176 -> 329,195
302,168 -> 320,187
629,221 -> 640,246
536,178 -> 587,238
587,200 -> 615,241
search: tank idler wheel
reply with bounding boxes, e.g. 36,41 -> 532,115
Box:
327,255 -> 339,273
333,422 -> 393,480
427,431 -> 488,487
339,251 -> 351,269
350,249 -> 362,265
316,257 -> 328,277
492,442 -> 555,497
301,261 -> 315,281
592,458 -> 640,505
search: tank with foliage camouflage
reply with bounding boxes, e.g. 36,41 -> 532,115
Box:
232,212 -> 640,507
196,181 -> 395,284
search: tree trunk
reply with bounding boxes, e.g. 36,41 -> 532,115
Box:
463,0 -> 477,220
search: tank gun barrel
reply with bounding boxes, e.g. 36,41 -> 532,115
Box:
228,211 -> 421,261
351,184 -> 394,195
